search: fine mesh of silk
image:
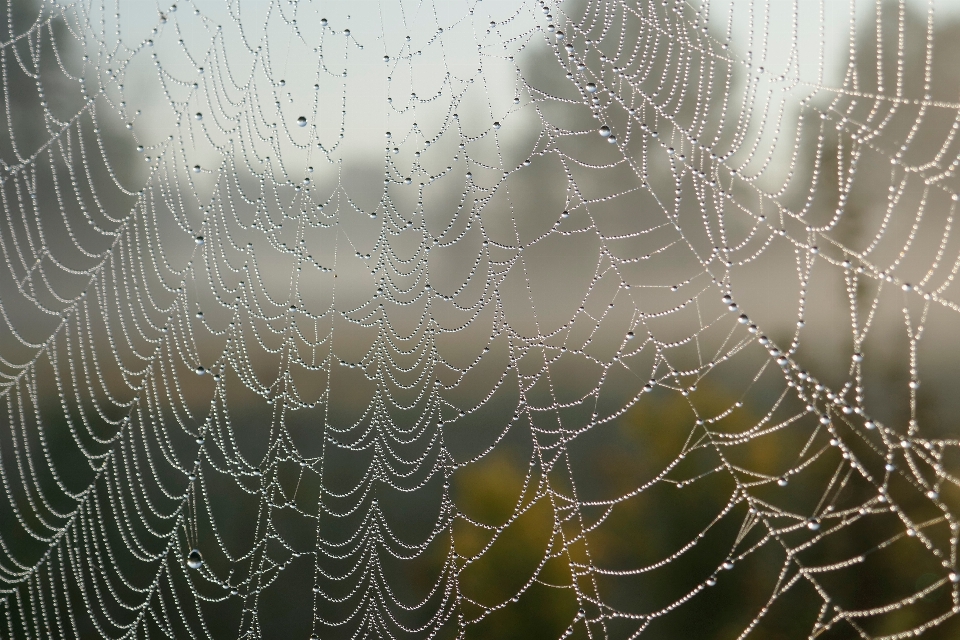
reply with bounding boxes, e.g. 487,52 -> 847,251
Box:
4,0 -> 960,638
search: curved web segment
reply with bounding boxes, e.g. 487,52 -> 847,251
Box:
2,0 -> 960,639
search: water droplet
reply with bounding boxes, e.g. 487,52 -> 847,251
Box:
344,29 -> 351,36
598,125 -> 611,137
186,549 -> 203,569
493,122 -> 501,130
195,112 -> 202,121
297,116 -> 307,127
193,165 -> 201,173
585,83 -> 598,93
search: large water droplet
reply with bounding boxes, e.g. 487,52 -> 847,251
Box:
598,125 -> 611,138
585,83 -> 598,93
297,116 -> 307,127
186,549 -> 203,570
195,112 -> 202,121
193,165 -> 201,173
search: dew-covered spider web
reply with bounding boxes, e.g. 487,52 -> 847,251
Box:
6,0 -> 960,638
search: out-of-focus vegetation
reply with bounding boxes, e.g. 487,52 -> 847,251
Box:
442,377 -> 960,639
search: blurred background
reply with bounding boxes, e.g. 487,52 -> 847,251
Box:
2,0 -> 960,638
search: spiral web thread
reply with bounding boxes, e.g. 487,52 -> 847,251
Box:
3,0 -> 960,638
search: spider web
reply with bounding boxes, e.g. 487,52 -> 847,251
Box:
3,0 -> 960,638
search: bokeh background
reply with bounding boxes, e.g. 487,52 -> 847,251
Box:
3,0 -> 960,638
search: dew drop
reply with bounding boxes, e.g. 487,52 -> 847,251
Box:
585,83 -> 598,93
195,112 -> 202,121
297,116 -> 307,127
598,125 -> 611,138
186,549 -> 203,570
193,165 -> 201,173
